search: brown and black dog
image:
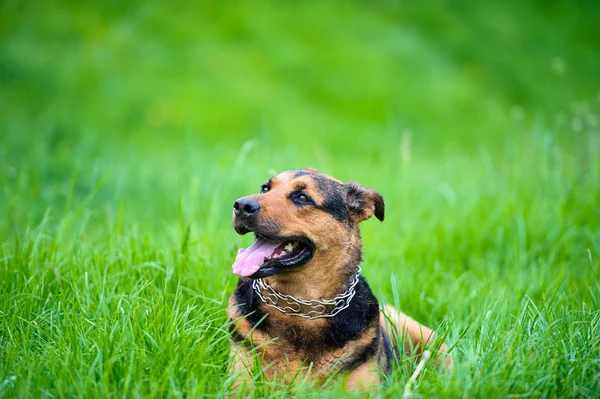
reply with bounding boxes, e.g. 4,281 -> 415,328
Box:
228,169 -> 451,391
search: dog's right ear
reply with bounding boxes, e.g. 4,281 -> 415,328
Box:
345,182 -> 385,223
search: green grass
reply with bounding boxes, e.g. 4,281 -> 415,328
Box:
1,0 -> 600,397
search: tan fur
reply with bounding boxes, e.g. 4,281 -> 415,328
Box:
227,342 -> 255,391
344,361 -> 380,390
380,304 -> 453,368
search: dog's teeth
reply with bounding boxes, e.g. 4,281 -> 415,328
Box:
285,243 -> 294,251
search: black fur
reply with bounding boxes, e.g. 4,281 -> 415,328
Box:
325,276 -> 380,348
229,323 -> 247,343
311,175 -> 351,224
232,277 -> 267,328
380,330 -> 393,375
341,333 -> 380,372
293,170 -> 312,178
234,214 -> 283,238
345,182 -> 385,222
291,170 -> 351,223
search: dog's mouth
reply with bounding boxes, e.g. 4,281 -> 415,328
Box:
232,235 -> 314,279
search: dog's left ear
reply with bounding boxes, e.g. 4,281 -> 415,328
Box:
345,182 -> 385,222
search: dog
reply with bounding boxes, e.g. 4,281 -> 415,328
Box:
227,168 -> 451,391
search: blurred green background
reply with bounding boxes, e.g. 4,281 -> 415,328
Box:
1,0 -> 600,397
1,0 -> 599,229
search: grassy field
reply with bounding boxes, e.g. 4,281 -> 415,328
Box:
1,0 -> 600,397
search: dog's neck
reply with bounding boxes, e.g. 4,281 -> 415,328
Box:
253,266 -> 361,319
262,244 -> 362,300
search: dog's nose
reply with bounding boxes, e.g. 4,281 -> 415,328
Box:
234,197 -> 260,217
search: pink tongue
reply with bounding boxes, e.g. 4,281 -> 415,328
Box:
232,238 -> 281,277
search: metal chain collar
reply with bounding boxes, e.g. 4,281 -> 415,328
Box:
252,267 -> 361,319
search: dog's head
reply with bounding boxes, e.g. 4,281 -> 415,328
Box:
231,169 -> 384,279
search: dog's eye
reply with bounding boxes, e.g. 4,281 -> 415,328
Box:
260,185 -> 269,194
294,192 -> 312,204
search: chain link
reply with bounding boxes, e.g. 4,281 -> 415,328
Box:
252,267 -> 361,319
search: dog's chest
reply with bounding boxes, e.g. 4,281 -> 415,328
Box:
260,313 -> 361,366
265,315 -> 330,354
259,324 -> 358,377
